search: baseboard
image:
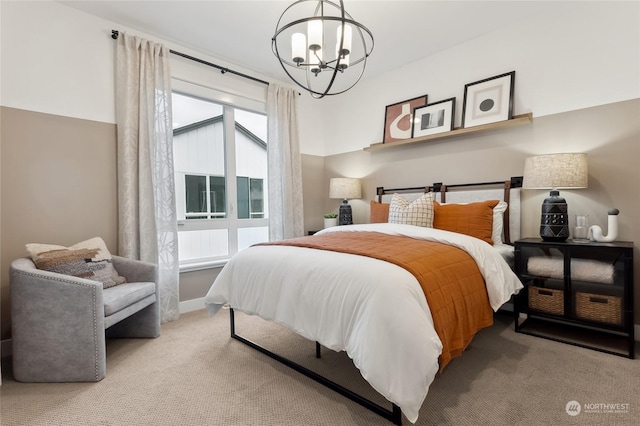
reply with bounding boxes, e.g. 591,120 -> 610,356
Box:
179,297 -> 206,314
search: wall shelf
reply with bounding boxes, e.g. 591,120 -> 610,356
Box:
364,112 -> 533,152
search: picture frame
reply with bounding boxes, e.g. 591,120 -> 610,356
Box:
462,71 -> 515,128
411,97 -> 456,138
383,94 -> 428,143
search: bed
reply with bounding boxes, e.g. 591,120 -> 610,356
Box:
204,178 -> 524,424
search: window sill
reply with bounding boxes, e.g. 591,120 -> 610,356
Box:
179,258 -> 229,273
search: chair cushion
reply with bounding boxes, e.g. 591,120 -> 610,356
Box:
103,282 -> 156,316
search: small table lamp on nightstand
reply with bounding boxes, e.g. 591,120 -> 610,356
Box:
329,177 -> 362,225
523,153 -> 588,241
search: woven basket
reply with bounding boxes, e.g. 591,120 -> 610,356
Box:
575,292 -> 622,325
528,286 -> 564,315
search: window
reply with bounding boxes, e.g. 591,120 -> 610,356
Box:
173,91 -> 268,268
237,177 -> 264,219
184,175 -> 226,219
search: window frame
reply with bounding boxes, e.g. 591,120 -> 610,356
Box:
172,80 -> 268,270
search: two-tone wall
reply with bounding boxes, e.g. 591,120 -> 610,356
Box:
302,2 -> 640,324
1,1 -> 639,346
0,1 -> 276,342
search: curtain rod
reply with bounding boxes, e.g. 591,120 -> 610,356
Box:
111,30 -> 270,87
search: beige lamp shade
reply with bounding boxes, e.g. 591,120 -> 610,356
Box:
523,153 -> 588,189
329,178 -> 362,199
523,152 -> 588,242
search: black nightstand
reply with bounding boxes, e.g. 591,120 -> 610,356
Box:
514,238 -> 634,358
308,230 -> 321,236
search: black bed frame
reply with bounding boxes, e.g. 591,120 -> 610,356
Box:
229,177 -> 523,425
230,308 -> 403,424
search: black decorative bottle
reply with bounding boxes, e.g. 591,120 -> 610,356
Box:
540,190 -> 569,241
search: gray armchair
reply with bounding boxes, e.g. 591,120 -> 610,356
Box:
10,255 -> 160,382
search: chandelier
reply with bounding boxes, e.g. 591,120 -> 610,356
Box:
272,0 -> 374,98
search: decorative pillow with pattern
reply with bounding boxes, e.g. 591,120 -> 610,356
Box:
26,237 -> 126,288
388,192 -> 435,227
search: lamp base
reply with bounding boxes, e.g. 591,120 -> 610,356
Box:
540,190 -> 569,241
338,200 -> 353,225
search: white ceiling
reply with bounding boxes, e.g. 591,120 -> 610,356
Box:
59,1 -> 559,84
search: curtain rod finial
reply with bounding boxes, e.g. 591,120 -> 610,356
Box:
111,30 -> 119,39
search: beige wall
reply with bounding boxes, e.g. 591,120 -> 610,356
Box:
301,154 -> 326,233
318,99 -> 640,324
0,107 -> 119,340
2,100 -> 639,343
179,268 -> 221,302
0,107 -> 234,339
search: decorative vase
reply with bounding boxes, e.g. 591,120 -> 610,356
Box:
324,218 -> 338,228
573,215 -> 590,243
589,209 -> 619,242
539,190 -> 569,241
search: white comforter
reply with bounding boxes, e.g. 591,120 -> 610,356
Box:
204,223 -> 523,423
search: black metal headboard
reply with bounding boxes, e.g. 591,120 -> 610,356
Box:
376,176 -> 523,244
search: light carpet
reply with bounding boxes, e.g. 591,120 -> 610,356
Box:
1,309 -> 638,425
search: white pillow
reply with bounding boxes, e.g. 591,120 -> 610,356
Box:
388,192 -> 434,227
492,201 -> 508,245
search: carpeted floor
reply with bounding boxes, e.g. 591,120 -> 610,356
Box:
1,308 -> 638,425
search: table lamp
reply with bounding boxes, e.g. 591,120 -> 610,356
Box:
523,153 -> 588,241
329,177 -> 362,225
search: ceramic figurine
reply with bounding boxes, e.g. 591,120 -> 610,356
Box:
589,208 -> 619,242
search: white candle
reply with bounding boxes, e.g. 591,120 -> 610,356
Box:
336,24 -> 352,56
292,33 -> 306,64
308,19 -> 323,51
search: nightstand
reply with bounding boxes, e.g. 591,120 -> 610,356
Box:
514,238 -> 634,358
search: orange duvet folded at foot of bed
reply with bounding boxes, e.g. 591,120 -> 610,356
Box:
261,231 -> 494,371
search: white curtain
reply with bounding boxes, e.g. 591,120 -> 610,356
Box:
115,33 -> 180,323
267,84 -> 304,241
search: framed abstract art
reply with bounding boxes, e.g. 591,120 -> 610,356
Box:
383,94 -> 428,143
462,71 -> 515,128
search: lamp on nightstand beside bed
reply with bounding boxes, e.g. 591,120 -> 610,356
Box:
329,177 -> 362,225
523,153 -> 588,241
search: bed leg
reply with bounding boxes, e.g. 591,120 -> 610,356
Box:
392,404 -> 402,425
229,307 -> 236,337
316,341 -> 321,358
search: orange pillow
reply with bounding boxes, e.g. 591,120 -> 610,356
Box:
433,200 -> 499,244
370,200 -> 390,223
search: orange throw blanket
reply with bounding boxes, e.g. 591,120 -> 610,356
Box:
261,231 -> 494,371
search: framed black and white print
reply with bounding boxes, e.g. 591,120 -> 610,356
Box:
462,71 -> 515,128
412,98 -> 456,138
